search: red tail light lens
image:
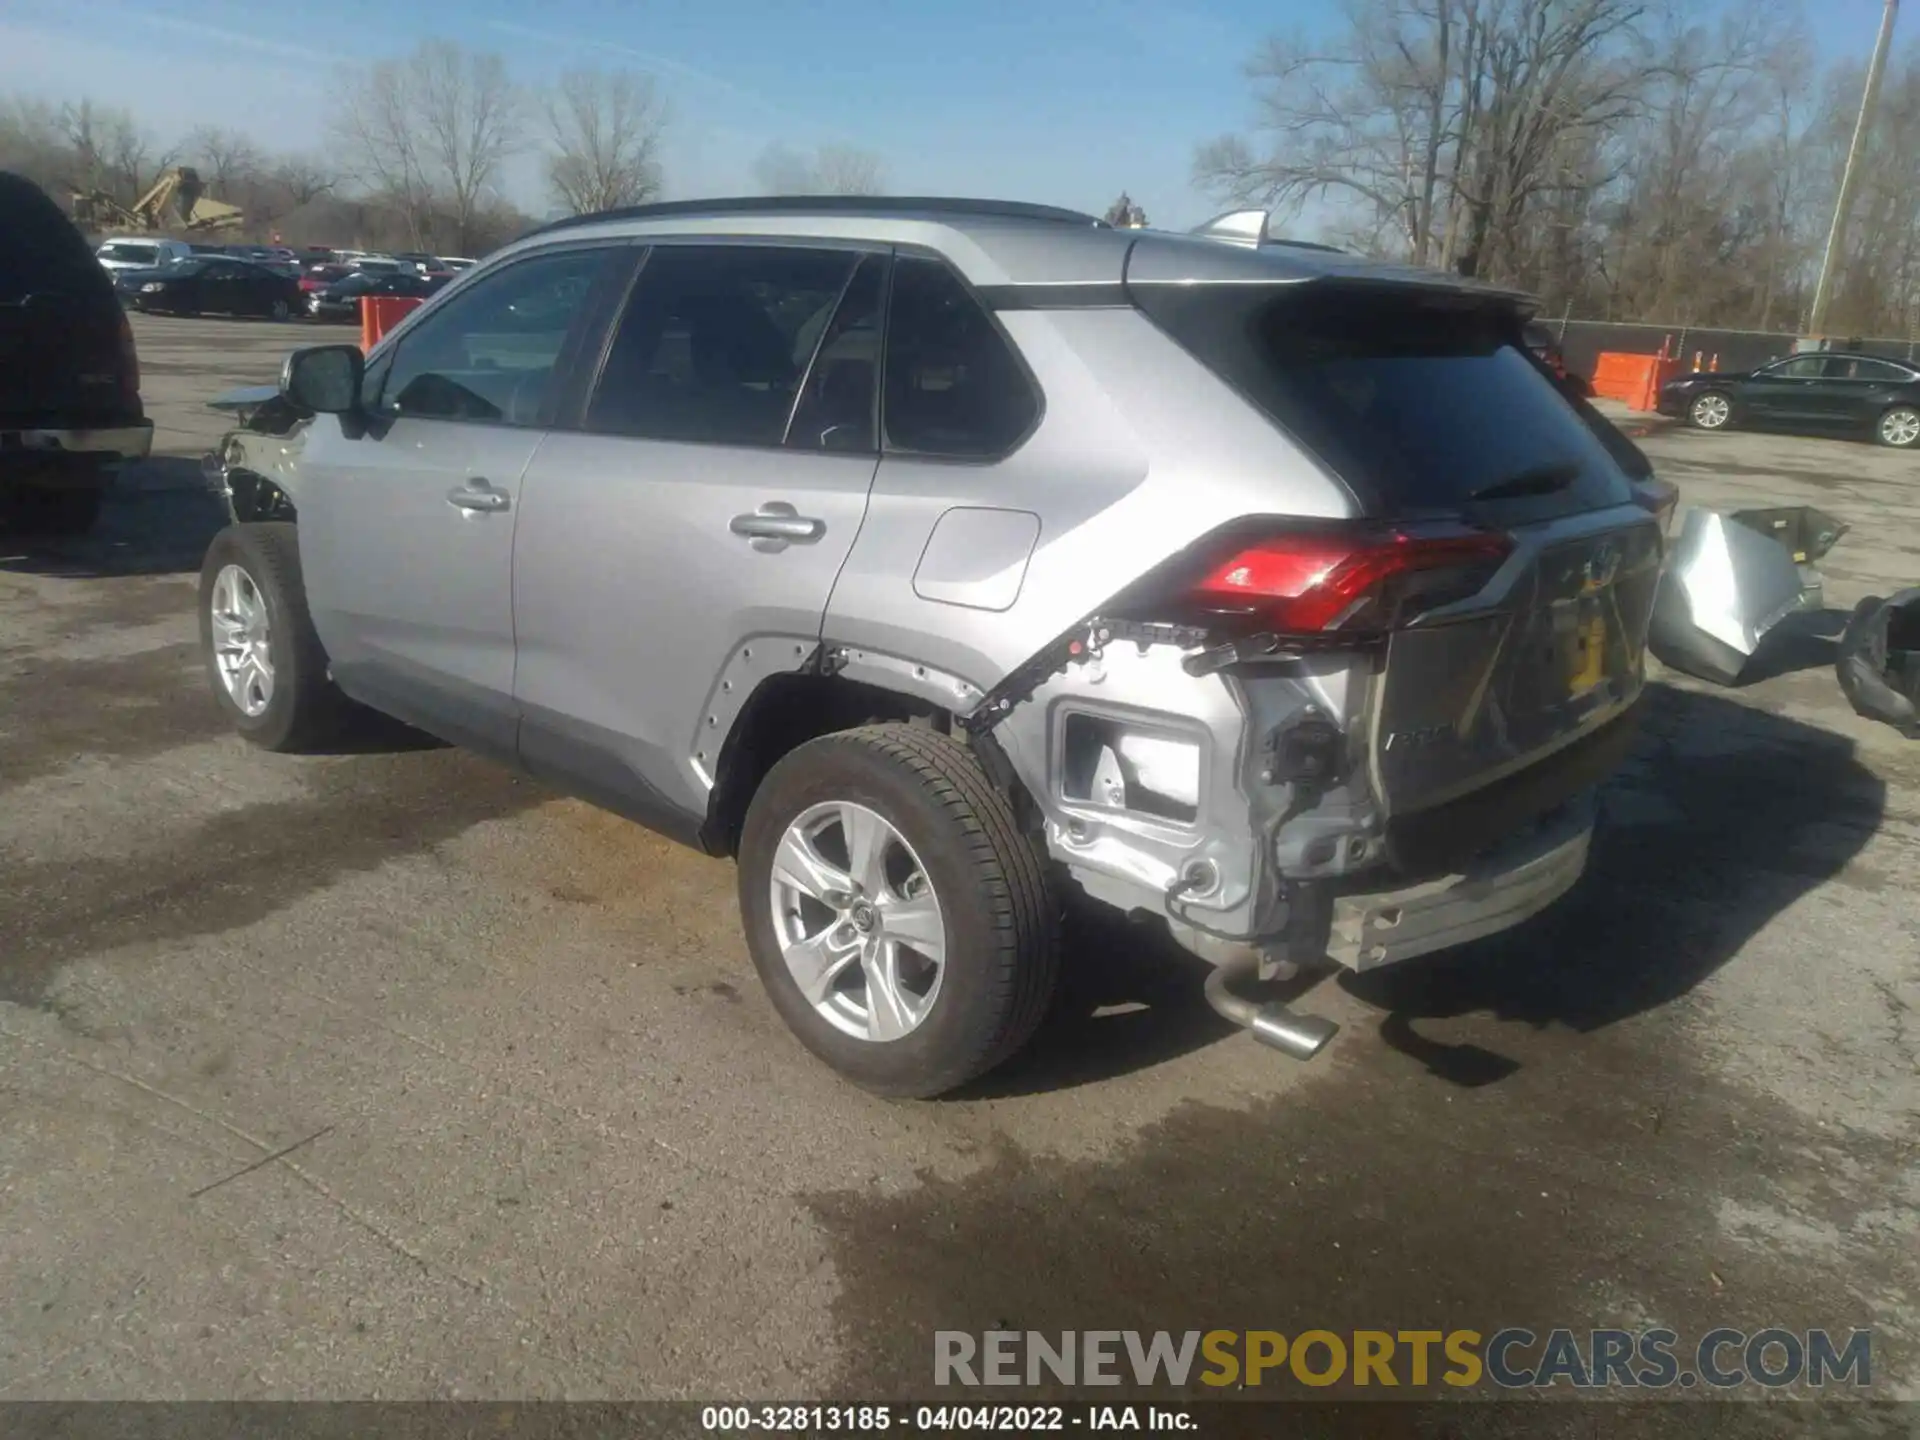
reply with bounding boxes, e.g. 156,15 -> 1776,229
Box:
1187,528 -> 1514,633
116,311 -> 140,405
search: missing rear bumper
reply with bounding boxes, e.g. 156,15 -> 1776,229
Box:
1327,796 -> 1595,971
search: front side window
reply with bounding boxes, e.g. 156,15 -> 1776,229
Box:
883,256 -> 1040,458
585,244 -> 860,446
1767,357 -> 1827,379
377,247 -> 610,427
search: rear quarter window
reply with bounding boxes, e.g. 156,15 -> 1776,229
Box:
1137,282 -> 1640,516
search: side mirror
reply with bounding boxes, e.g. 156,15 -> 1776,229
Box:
281,344 -> 363,414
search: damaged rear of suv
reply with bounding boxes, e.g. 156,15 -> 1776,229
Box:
198,198 -> 1666,1097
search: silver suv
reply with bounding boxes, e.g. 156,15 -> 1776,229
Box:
198,198 -> 1670,1097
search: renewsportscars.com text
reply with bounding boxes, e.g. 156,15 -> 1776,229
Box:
934,1328 -> 1873,1390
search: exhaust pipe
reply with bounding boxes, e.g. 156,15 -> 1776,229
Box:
1203,953 -> 1339,1060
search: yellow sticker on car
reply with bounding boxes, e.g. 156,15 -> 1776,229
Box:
1570,614 -> 1607,693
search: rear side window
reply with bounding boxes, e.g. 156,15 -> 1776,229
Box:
1138,283 -> 1637,515
786,254 -> 885,452
883,256 -> 1039,458
584,244 -> 860,447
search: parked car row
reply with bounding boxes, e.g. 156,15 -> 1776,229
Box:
1658,351 -> 1920,448
104,251 -> 457,322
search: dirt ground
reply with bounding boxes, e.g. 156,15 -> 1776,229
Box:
1,315 -> 1915,1423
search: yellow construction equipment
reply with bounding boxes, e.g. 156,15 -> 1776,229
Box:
71,166 -> 245,235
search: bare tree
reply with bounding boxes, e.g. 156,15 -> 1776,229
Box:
754,141 -> 887,196
187,125 -> 264,194
272,156 -> 338,208
1197,0 -> 1652,280
331,40 -> 522,252
542,67 -> 667,215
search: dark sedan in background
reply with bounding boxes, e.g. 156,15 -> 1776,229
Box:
1660,351 -> 1920,448
307,269 -> 444,322
116,256 -> 306,320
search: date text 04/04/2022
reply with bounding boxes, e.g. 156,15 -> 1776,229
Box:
700,1404 -> 1196,1431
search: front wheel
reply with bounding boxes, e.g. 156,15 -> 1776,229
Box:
198,523 -> 351,751
737,724 -> 1060,1098
1876,405 -> 1920,448
1688,391 -> 1734,430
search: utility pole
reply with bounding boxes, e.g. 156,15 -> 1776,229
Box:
1807,0 -> 1900,343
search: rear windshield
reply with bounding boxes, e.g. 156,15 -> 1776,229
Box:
98,242 -> 162,264
1137,282 -> 1644,515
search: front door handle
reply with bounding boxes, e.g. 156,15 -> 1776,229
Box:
448,479 -> 510,514
730,501 -> 824,550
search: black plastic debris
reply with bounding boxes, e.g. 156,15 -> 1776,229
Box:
1836,588 -> 1920,738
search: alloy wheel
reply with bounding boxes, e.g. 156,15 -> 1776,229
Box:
1879,407 -> 1920,448
209,563 -> 274,717
1690,392 -> 1731,429
768,800 -> 946,1043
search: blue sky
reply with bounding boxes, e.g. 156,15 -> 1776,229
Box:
0,0 -> 1902,229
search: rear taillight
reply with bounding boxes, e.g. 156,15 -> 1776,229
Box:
1186,528 -> 1514,633
116,311 -> 140,405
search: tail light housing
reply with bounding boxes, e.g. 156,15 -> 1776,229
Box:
116,310 -> 141,408
1113,521 -> 1515,640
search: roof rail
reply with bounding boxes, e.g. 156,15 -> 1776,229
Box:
525,195 -> 1110,241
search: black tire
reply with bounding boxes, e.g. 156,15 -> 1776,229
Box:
12,485 -> 105,537
268,296 -> 291,321
197,522 -> 351,751
737,723 -> 1060,1098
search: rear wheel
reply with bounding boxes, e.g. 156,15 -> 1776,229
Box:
198,523 -> 351,751
268,296 -> 291,321
1687,391 -> 1733,430
1876,405 -> 1920,448
737,724 -> 1059,1098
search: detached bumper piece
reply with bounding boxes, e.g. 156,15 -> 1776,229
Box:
1837,588 -> 1920,739
1648,505 -> 1845,685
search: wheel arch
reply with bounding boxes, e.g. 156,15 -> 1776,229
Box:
699,653 -> 1037,857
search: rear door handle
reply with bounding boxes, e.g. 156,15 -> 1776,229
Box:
447,479 -> 510,513
730,501 -> 824,549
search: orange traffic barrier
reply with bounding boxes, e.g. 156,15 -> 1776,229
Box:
1591,351 -> 1680,412
359,294 -> 424,351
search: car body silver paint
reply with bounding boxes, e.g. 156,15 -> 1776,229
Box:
296,412 -> 534,705
512,435 -> 880,815
911,508 -> 1043,612
1648,507 -> 1818,686
237,202 -> 1658,971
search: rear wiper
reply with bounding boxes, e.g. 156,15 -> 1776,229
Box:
1468,461 -> 1581,502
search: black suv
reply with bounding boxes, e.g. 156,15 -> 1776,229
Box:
1,171 -> 153,535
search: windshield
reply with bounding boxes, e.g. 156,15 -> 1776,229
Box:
99,242 -> 160,264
